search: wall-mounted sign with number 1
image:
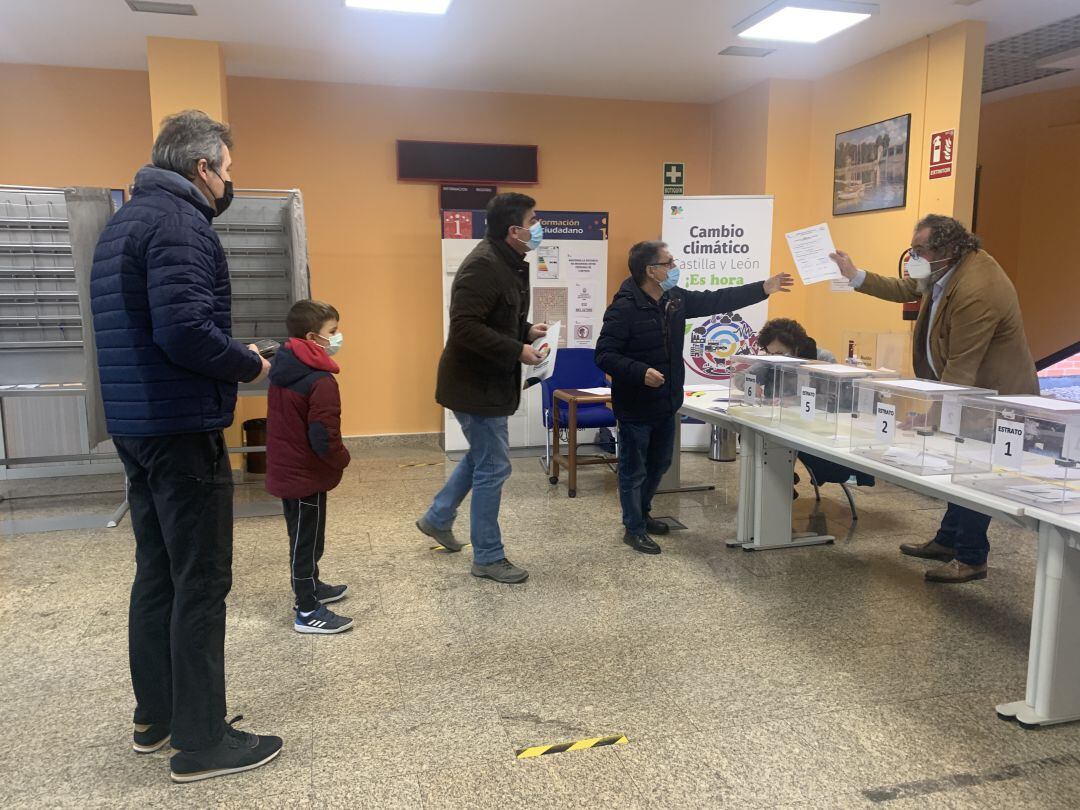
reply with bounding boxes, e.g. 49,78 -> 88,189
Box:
744,373 -> 758,405
876,402 -> 896,442
800,386 -> 816,421
993,418 -> 1025,470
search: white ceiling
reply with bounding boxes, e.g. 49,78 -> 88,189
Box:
1,0 -> 1078,103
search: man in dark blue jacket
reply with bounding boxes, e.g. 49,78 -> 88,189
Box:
90,110 -> 281,783
596,240 -> 792,554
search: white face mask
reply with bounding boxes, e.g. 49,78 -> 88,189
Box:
905,253 -> 951,280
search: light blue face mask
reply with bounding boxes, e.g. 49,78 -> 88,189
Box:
659,265 -> 680,291
517,221 -> 544,251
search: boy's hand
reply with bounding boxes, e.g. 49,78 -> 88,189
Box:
644,368 -> 665,388
528,323 -> 549,341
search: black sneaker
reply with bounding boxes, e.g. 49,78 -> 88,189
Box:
470,558 -> 529,584
644,515 -> 671,535
170,716 -> 282,784
133,722 -> 171,754
294,604 -> 354,634
314,581 -> 348,604
624,532 -> 662,555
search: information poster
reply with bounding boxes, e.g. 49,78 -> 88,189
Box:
662,195 -> 774,447
440,210 -> 609,450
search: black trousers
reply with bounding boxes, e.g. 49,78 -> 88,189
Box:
282,491 -> 327,612
113,430 -> 233,752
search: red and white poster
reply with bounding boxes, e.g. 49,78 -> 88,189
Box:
929,130 -> 954,179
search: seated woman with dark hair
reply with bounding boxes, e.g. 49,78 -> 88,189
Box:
757,318 -> 875,493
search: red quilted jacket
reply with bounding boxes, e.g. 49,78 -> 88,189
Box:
265,338 -> 351,499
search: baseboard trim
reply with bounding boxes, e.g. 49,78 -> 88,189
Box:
343,432 -> 444,450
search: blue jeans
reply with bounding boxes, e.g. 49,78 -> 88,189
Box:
617,416 -> 677,536
934,503 -> 992,565
424,412 -> 512,565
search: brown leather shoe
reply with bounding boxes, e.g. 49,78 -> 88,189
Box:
925,560 -> 987,584
899,540 -> 955,562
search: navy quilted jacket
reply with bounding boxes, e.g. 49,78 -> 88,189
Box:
595,277 -> 768,423
90,166 -> 263,436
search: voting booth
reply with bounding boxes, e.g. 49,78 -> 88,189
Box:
850,379 -> 996,475
951,395 -> 1080,514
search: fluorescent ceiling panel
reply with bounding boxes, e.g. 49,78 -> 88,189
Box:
344,0 -> 452,13
735,2 -> 877,44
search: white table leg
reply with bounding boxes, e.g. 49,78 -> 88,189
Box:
997,521 -> 1080,728
727,426 -> 757,548
735,428 -> 834,551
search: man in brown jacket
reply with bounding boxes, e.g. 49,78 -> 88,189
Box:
415,193 -> 547,584
832,214 -> 1039,584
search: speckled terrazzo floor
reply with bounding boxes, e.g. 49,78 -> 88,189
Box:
3,443 -> 1080,809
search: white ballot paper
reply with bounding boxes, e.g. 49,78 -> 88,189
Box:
523,321 -> 561,389
785,223 -> 843,285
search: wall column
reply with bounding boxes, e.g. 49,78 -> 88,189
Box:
146,37 -> 229,136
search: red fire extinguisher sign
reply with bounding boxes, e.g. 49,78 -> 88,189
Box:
929,130 -> 954,179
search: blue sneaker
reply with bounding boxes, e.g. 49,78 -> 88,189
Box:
293,604 -> 353,635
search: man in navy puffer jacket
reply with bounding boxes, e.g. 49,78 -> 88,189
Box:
90,110 -> 281,784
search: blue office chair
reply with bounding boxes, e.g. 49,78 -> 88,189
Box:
541,348 -> 618,495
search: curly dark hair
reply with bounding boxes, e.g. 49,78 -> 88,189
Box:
916,214 -> 981,262
758,318 -> 816,359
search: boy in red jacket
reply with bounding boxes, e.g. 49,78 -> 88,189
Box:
266,300 -> 353,634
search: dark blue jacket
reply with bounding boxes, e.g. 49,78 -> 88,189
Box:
595,277 -> 769,423
90,166 -> 262,436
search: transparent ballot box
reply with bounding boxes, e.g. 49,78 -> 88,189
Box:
776,363 -> 896,443
727,355 -> 810,421
950,395 -> 1080,514
849,379 -> 997,474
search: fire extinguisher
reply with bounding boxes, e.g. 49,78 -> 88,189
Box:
898,248 -> 921,322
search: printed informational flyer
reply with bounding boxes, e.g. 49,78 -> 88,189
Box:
533,287 -> 569,346
537,245 -> 560,279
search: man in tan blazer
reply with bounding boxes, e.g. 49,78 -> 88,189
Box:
831,214 -> 1039,584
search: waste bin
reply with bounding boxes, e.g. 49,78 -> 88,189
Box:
709,425 -> 736,462
242,418 -> 267,475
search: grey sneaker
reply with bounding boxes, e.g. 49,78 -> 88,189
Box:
416,516 -> 463,552
471,558 -> 529,584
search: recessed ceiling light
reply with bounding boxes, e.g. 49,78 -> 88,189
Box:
343,0 -> 452,13
735,1 -> 877,44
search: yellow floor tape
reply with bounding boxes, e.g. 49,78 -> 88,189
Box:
516,734 -> 628,759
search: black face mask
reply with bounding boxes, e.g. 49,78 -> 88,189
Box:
211,169 -> 234,217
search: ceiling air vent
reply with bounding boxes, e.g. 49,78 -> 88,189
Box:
719,45 -> 776,58
983,12 -> 1080,94
126,1 -> 197,15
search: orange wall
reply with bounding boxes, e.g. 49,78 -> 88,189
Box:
977,84 -> 1080,363
147,37 -> 229,138
0,64 -> 151,190
710,83 -> 768,196
225,77 -> 712,435
739,23 -> 985,361
0,62 -> 712,436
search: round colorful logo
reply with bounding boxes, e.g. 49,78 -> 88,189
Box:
686,313 -> 758,381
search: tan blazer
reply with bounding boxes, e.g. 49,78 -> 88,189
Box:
857,249 -> 1039,396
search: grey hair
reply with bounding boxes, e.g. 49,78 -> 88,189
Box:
628,240 -> 668,284
915,214 -> 981,262
151,110 -> 233,178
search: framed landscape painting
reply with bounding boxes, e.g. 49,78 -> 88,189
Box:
833,113 -> 911,216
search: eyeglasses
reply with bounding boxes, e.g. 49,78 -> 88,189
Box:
651,259 -> 677,269
908,244 -> 931,259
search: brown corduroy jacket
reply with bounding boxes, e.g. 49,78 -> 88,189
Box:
857,249 -> 1039,396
